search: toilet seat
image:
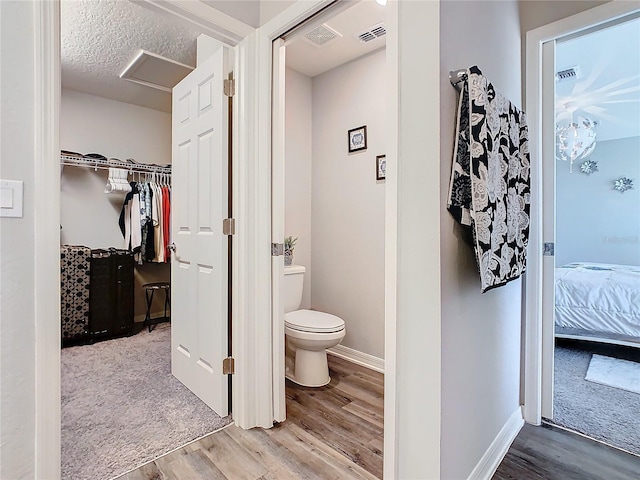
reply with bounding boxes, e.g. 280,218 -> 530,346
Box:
285,309 -> 345,333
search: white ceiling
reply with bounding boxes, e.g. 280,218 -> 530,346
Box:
61,0 -> 386,112
556,16 -> 640,142
285,1 -> 386,78
61,0 -> 202,113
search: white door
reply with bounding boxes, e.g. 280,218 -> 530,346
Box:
171,47 -> 230,416
272,38 -> 287,423
541,39 -> 557,420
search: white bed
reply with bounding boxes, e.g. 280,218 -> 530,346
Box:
555,262 -> 640,346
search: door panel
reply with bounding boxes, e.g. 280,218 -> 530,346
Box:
541,39 -> 556,420
272,38 -> 286,423
172,47 -> 230,416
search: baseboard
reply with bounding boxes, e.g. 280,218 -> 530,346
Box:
327,344 -> 384,373
468,406 -> 524,480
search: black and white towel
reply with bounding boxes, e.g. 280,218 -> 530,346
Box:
448,66 -> 531,293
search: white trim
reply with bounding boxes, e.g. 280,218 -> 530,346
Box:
467,407 -> 524,480
136,0 -> 254,45
34,1 -> 61,478
231,30 -> 275,429
523,0 -> 640,426
271,37 -> 287,424
383,3 -> 398,477
327,345 -> 384,374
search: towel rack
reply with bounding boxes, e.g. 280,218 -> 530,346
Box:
449,69 -> 468,90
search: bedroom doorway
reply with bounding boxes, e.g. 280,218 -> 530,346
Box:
546,13 -> 640,455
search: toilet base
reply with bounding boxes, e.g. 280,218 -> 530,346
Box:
285,372 -> 331,388
286,348 -> 332,387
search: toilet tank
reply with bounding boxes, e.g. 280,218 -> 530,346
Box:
283,265 -> 305,313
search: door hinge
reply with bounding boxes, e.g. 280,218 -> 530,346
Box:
223,357 -> 235,375
543,242 -> 555,257
271,243 -> 284,256
224,78 -> 235,97
223,218 -> 235,235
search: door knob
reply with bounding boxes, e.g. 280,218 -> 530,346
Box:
168,243 -> 177,252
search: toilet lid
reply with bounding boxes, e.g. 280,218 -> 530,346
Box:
285,309 -> 345,333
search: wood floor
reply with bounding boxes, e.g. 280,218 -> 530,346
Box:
493,423 -> 640,480
117,355 -> 383,480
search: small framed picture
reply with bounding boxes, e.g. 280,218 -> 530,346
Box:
376,155 -> 386,180
348,125 -> 367,153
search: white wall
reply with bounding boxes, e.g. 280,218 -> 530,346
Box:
311,50 -> 386,360
556,136 -> 640,266
60,89 -> 172,319
285,68 -> 312,309
439,2 -> 523,479
0,2 -> 38,477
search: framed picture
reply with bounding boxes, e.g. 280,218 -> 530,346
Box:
348,125 -> 367,153
376,155 -> 386,180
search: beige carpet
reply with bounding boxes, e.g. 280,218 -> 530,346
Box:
61,324 -> 232,480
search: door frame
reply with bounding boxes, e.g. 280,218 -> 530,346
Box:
523,0 -> 640,425
261,1 -> 399,477
33,1 -> 259,475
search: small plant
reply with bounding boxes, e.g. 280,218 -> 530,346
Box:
284,236 -> 298,254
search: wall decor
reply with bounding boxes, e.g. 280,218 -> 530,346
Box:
580,159 -> 598,175
376,155 -> 386,180
613,176 -> 634,193
348,125 -> 367,153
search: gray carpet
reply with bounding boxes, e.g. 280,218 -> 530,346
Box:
554,342 -> 640,455
62,324 -> 232,480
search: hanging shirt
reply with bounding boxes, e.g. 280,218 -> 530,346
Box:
151,182 -> 165,262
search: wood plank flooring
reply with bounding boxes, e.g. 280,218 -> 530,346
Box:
493,423 -> 640,480
117,355 -> 383,480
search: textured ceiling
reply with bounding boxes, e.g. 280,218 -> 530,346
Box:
61,0 -> 203,112
556,16 -> 640,142
285,0 -> 386,78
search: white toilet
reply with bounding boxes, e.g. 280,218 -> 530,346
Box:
284,265 -> 346,387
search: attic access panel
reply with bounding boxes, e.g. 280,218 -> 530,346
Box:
120,50 -> 194,92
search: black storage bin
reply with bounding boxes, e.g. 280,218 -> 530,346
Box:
88,248 -> 134,338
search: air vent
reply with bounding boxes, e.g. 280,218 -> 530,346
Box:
556,66 -> 581,83
357,23 -> 386,43
303,24 -> 342,47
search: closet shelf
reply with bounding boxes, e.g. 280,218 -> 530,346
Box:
61,153 -> 172,174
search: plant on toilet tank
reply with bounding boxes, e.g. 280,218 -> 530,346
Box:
284,236 -> 297,266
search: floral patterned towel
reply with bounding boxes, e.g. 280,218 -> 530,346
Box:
447,66 -> 531,293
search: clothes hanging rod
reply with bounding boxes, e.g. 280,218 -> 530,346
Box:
449,69 -> 468,90
60,154 -> 172,174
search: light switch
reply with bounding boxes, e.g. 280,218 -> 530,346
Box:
0,180 -> 23,218
1,187 -> 13,208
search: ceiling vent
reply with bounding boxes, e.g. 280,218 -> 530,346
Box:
120,50 -> 193,92
303,24 -> 342,47
357,22 -> 386,43
556,66 -> 581,83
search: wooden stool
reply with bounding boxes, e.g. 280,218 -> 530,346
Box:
143,282 -> 171,332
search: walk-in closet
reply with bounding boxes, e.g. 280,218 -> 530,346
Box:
59,2 -> 231,479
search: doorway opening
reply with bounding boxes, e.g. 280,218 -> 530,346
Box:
548,14 -> 640,455
272,1 -> 387,477
59,2 -> 233,478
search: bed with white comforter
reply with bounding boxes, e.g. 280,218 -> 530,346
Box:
555,262 -> 640,344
